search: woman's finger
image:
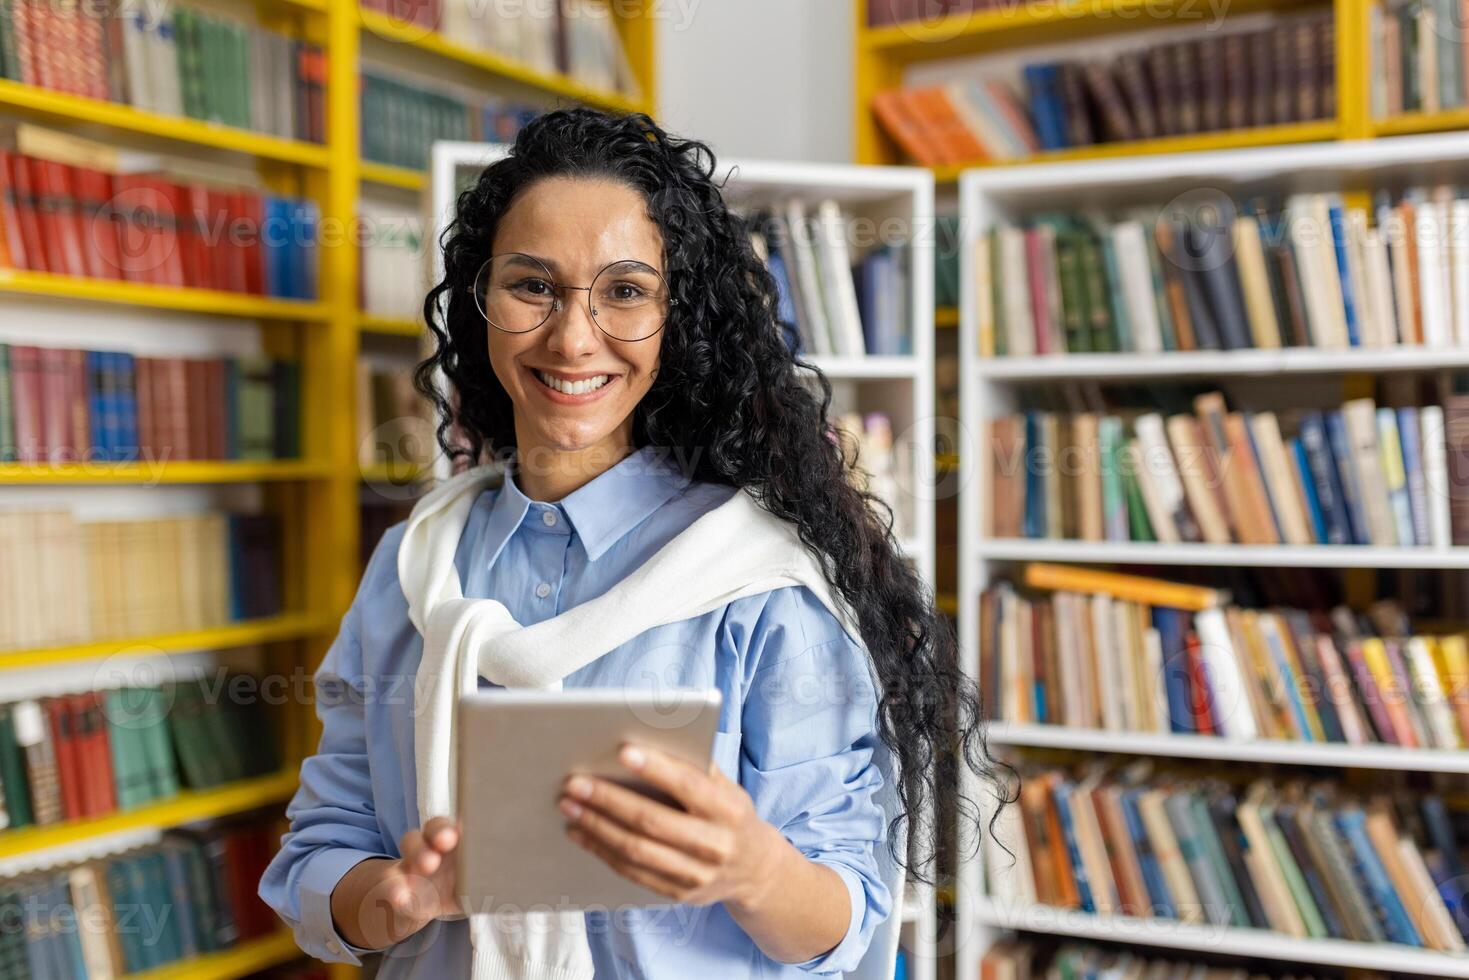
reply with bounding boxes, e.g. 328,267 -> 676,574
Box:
562,797 -> 714,890
562,776 -> 734,865
618,744 -> 722,818
422,816 -> 460,854
568,827 -> 692,902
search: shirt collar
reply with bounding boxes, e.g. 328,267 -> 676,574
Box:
485,445 -> 693,564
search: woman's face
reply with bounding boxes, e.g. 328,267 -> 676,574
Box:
484,176 -> 664,461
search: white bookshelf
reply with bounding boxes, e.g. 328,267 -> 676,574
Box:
428,147 -> 938,980
956,132 -> 1469,980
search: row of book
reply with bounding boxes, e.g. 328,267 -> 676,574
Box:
365,0 -> 641,98
833,410 -> 914,544
0,676 -> 278,830
977,189 -> 1469,358
984,391 -> 1469,548
359,202 -> 425,319
980,564 -> 1469,749
872,15 -> 1334,165
983,764 -> 1469,949
746,203 -> 913,358
0,345 -> 300,465
0,510 -> 283,652
357,362 -> 430,473
0,126 -> 320,298
360,70 -> 539,174
980,937 -> 1400,980
0,0 -> 326,143
1372,0 -> 1468,119
0,816 -> 279,976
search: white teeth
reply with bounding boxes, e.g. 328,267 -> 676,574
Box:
536,370 -> 610,395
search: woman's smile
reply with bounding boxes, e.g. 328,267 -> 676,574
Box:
526,364 -> 621,403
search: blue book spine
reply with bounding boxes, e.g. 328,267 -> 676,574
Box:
117,352 -> 139,462
86,350 -> 109,462
227,514 -> 246,621
1292,437 -> 1329,544
1335,809 -> 1422,946
1240,411 -> 1285,542
1023,412 -> 1045,538
1378,407 -> 1416,546
1154,607 -> 1195,733
1328,201 -> 1361,346
1325,411 -> 1370,545
1023,65 -> 1064,150
767,251 -> 800,354
1051,780 -> 1095,912
262,196 -> 285,298
1121,789 -> 1174,917
1299,412 -> 1351,544
1398,406 -> 1430,546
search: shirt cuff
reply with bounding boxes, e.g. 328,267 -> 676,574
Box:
297,846 -> 394,964
792,861 -> 870,975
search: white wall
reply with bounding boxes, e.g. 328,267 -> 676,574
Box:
654,0 -> 853,165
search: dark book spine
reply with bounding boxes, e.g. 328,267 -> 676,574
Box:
1057,62 -> 1095,147
1197,35 -> 1226,132
1114,51 -> 1159,139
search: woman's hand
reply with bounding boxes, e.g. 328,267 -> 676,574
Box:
559,744 -> 850,963
330,817 -> 463,952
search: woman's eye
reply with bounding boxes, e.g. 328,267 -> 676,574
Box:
610,282 -> 645,300
510,278 -> 553,296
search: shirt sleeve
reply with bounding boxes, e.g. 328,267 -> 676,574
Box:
726,585 -> 894,975
257,543 -> 398,964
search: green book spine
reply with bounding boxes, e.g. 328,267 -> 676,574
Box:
1099,417 -> 1126,540
231,21 -> 251,128
1097,230 -> 1133,351
198,14 -> 222,123
0,342 -> 12,463
1054,233 -> 1090,354
1077,234 -> 1115,352
0,0 -> 15,82
180,841 -> 220,953
105,689 -> 148,808
1142,221 -> 1179,351
107,858 -> 143,972
143,851 -> 183,965
0,707 -> 32,827
125,853 -> 161,970
1120,446 -> 1155,542
1261,803 -> 1328,938
140,687 -> 181,799
989,228 -> 1007,357
1188,794 -> 1251,928
173,8 -> 198,120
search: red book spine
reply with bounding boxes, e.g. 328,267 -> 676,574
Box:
184,358 -> 208,460
237,191 -> 264,295
29,158 -> 88,276
205,358 -> 225,460
71,167 -> 119,280
9,345 -> 44,462
111,173 -> 159,284
45,697 -> 82,821
180,183 -> 212,290
206,188 -> 234,292
6,153 -> 49,272
67,695 -> 97,817
65,347 -> 88,459
0,149 -> 30,269
81,693 -> 116,815
150,176 -> 184,287
10,0 -> 38,86
136,356 -> 155,461
1185,631 -> 1217,735
164,357 -> 189,460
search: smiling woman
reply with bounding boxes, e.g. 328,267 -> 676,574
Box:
257,108 -> 1001,980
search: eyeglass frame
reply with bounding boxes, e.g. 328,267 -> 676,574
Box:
469,252 -> 677,343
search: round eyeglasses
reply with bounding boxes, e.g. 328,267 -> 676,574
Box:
472,253 -> 673,343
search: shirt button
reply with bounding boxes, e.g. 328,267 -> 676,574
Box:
542,510 -> 557,526
535,582 -> 552,598
326,939 -> 342,955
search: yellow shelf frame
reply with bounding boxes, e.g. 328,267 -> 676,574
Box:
0,614 -> 334,671
935,306 -> 958,328
0,771 -> 299,860
0,79 -> 332,166
361,160 -> 428,190
358,7 -> 651,115
0,459 -> 333,484
0,269 -> 331,321
854,0 -> 1377,175
130,930 -> 304,980
359,313 -> 423,337
1373,107 -> 1469,136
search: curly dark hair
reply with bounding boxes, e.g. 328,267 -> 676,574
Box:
416,106 -> 1003,882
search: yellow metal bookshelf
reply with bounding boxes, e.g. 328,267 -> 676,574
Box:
852,0 -> 1384,177
0,1 -> 657,975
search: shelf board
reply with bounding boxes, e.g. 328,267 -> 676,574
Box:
360,313 -> 423,337
361,160 -> 427,191
988,723 -> 1469,773
1374,108 -> 1469,136
972,345 -> 1469,380
973,900 -> 1469,977
361,461 -> 428,484
358,8 -> 647,115
0,269 -> 330,321
0,458 -> 333,485
0,79 -> 331,166
932,121 -> 1339,182
131,930 -> 303,980
936,306 -> 959,328
862,0 -> 1315,60
974,539 -> 1469,569
0,613 -> 333,671
0,770 -> 297,861
936,592 -> 959,615
802,354 -> 921,379
936,452 -> 960,474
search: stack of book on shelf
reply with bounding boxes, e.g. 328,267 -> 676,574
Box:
984,387 -> 1469,547
0,345 -> 300,465
0,674 -> 278,829
0,814 -> 281,974
745,204 -> 912,358
0,0 -> 325,142
981,936 -> 1411,979
360,70 -> 538,173
359,203 -> 425,320
362,0 -> 641,98
0,510 -> 283,651
981,563 -> 1469,748
833,410 -> 913,543
872,12 -> 1334,165
982,761 -> 1469,951
975,187 -> 1469,357
1372,0 -> 1468,119
356,363 -> 430,474
0,126 -> 321,297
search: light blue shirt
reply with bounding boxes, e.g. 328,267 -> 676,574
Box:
259,444 -> 892,978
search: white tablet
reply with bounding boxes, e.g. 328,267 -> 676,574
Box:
455,687 -> 723,914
